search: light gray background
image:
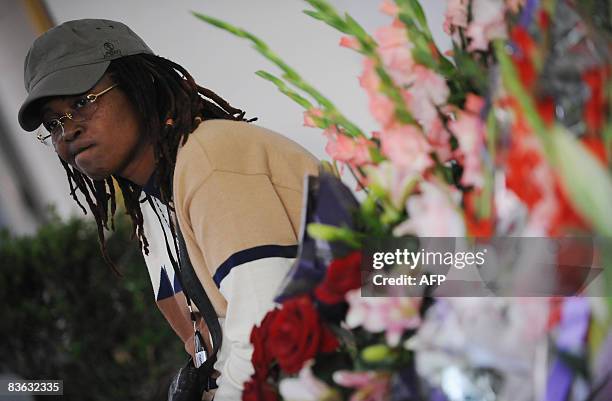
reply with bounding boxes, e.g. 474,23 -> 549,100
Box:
0,0 -> 448,233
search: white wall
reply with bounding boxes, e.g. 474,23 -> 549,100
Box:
1,0 -> 448,233
0,0 -> 65,234
44,0 -> 396,158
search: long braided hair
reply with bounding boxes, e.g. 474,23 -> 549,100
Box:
60,53 -> 255,275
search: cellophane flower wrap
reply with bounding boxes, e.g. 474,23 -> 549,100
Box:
195,1 -> 612,400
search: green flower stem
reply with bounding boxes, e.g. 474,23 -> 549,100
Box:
255,71 -> 314,110
192,11 -> 365,138
255,71 -> 363,141
303,0 -> 418,127
550,126 -> 612,237
605,124 -> 612,169
478,109 -> 498,220
360,193 -> 386,236
493,40 -> 553,155
605,76 -> 612,167
304,0 -> 377,53
602,241 -> 612,311
307,223 -> 364,248
362,344 -> 393,363
395,0 -> 456,79
395,0 -> 433,41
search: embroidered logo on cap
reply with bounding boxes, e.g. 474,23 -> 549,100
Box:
102,41 -> 121,59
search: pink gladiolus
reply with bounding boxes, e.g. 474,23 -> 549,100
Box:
375,25 -> 414,87
465,92 -> 485,113
365,161 -> 419,209
374,25 -> 408,49
323,126 -> 372,167
427,117 -> 453,163
360,59 -> 397,128
411,66 -> 449,106
381,46 -> 415,87
339,36 -> 360,51
359,59 -> 379,93
351,137 -> 374,166
345,289 -> 421,346
506,0 -> 526,13
406,65 -> 449,131
466,0 -> 508,51
449,97 -> 486,189
333,370 -> 390,401
379,125 -> 433,174
393,181 -> 466,237
370,93 -> 397,129
279,362 -> 331,401
303,108 -> 324,128
444,0 -> 469,34
379,0 -> 399,17
334,370 -> 375,388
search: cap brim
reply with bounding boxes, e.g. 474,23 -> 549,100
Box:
18,61 -> 110,132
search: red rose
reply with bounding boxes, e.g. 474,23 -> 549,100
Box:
250,309 -> 279,380
268,295 -> 338,374
315,251 -> 363,304
242,378 -> 278,401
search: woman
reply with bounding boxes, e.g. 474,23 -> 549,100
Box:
18,19 -> 319,400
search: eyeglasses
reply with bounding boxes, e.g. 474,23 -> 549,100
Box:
36,83 -> 118,146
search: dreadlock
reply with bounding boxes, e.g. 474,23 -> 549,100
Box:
60,53 -> 256,275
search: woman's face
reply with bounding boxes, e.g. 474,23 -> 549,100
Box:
40,73 -> 154,184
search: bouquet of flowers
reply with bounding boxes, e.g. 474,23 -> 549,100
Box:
195,1 -> 612,400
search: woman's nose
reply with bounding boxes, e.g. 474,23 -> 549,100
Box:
61,120 -> 83,142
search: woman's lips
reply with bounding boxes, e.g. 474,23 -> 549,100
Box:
74,144 -> 94,161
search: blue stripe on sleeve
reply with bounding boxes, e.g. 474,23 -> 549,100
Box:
213,244 -> 298,288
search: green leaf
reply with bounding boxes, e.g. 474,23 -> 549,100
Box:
191,12 -> 267,49
344,13 -> 370,41
551,125 -> 612,237
303,9 -> 326,23
304,0 -> 349,33
369,147 -> 386,164
408,0 -> 429,29
395,0 -> 433,39
601,244 -> 612,314
255,71 -> 313,109
305,0 -> 340,17
192,10 -> 366,138
494,40 -> 550,147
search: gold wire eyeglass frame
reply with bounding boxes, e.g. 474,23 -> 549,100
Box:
36,83 -> 118,145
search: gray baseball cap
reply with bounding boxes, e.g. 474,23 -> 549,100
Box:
18,19 -> 153,132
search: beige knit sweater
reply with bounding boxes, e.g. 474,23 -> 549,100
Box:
139,119 -> 320,400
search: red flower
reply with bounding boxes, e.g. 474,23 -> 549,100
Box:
548,177 -> 589,235
511,26 -> 537,59
536,97 -> 555,127
315,251 -> 363,304
546,298 -> 564,330
506,143 -> 544,209
268,295 -> 339,374
249,309 -> 279,380
242,378 -> 278,401
583,67 -> 608,135
538,10 -> 551,31
463,189 -> 494,237
511,26 -> 538,88
581,137 -> 609,165
513,57 -> 536,89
